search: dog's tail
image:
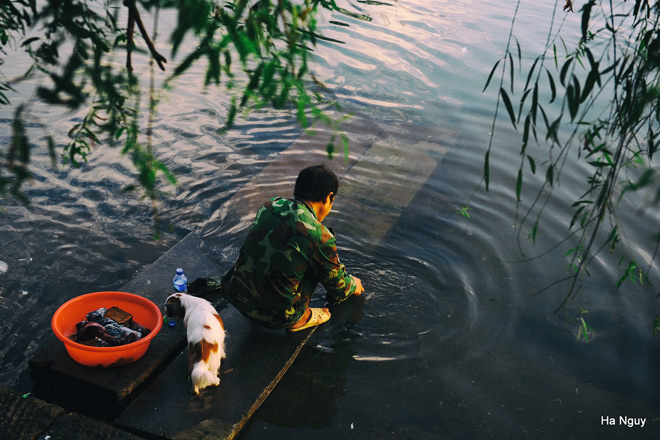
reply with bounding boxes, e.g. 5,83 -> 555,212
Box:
191,363 -> 219,389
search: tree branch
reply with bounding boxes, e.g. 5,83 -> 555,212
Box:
123,0 -> 167,72
126,8 -> 135,72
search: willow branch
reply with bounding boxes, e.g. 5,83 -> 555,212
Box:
123,0 -> 167,72
126,8 -> 135,72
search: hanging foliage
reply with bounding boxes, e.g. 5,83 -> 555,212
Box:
479,0 -> 660,311
0,0 -> 348,205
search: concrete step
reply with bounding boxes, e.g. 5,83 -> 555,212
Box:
116,305 -> 315,439
0,386 -> 143,440
335,128 -> 454,244
28,113 -> 458,439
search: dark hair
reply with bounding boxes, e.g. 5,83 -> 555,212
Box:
293,165 -> 338,202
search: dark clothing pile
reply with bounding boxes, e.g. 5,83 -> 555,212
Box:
71,307 -> 151,347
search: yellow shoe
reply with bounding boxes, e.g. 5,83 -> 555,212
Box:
288,308 -> 331,332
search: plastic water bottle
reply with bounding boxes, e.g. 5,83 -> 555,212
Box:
173,268 -> 188,293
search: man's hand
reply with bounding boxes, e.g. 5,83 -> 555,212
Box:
352,276 -> 364,296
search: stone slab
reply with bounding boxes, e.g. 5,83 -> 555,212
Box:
116,305 -> 315,440
335,135 -> 453,244
0,385 -> 147,440
41,413 -> 145,440
28,316 -> 187,420
27,114 -> 458,439
0,386 -> 65,440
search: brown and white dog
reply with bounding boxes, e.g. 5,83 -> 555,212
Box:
164,293 -> 226,395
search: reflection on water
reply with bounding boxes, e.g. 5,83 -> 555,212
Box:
1,0 -> 659,438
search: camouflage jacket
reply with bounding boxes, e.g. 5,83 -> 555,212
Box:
222,197 -> 357,329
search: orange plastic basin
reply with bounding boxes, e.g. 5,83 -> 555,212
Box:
51,291 -> 163,368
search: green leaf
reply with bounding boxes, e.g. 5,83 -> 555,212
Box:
206,44 -> 221,86
483,59 -> 501,92
241,63 -> 264,106
341,133 -> 350,162
155,161 -> 178,185
570,206 -> 585,229
508,52 -> 515,92
260,62 -> 276,95
584,47 -> 597,71
522,114 -> 530,152
581,0 -> 595,43
578,316 -> 593,342
546,69 -> 556,103
500,87 -> 517,127
588,160 -> 612,168
546,164 -> 554,186
326,134 -> 336,158
517,88 -> 531,121
46,136 -> 57,167
67,123 -> 82,138
484,150 -> 490,190
547,115 -> 562,144
223,96 -> 238,132
172,47 -> 203,78
620,168 -> 654,200
567,81 -> 579,121
531,83 -> 538,124
516,169 -> 523,201
581,70 -> 598,103
457,205 -> 472,219
649,129 -> 657,160
605,226 -> 619,248
560,57 -> 573,86
528,221 -> 539,243
21,37 -> 39,47
527,155 -> 536,174
600,59 -> 619,76
524,56 -> 539,91
571,200 -> 593,207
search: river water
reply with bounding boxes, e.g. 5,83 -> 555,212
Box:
1,1 -> 659,439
